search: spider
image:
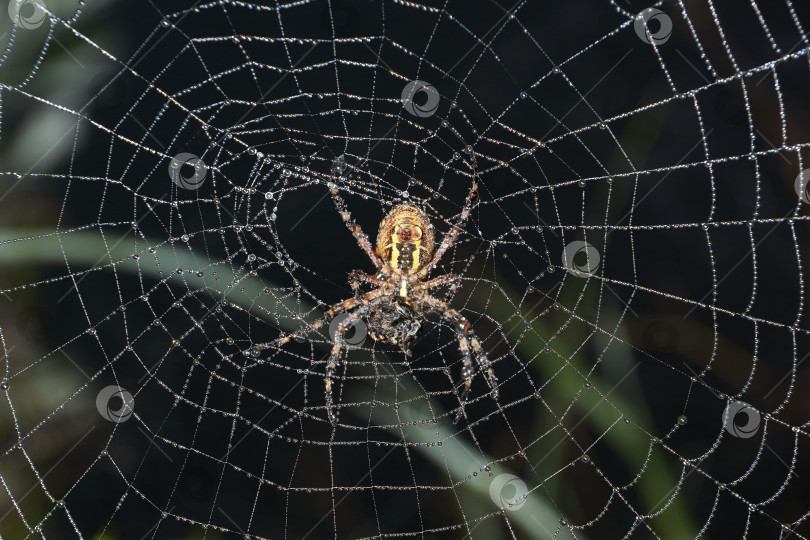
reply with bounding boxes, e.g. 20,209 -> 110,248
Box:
255,155 -> 499,424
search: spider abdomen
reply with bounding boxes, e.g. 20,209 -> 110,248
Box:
376,205 -> 435,273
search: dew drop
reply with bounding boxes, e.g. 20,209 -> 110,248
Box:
332,155 -> 347,175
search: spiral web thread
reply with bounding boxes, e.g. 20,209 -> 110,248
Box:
1,0 -> 810,538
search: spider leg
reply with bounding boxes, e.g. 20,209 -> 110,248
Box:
349,270 -> 385,290
253,285 -> 386,352
418,293 -> 498,422
325,332 -> 345,425
252,286 -> 385,424
329,184 -> 384,270
455,334 -> 475,423
421,274 -> 459,290
420,274 -> 460,304
251,296 -> 359,354
326,306 -> 370,424
418,153 -> 480,278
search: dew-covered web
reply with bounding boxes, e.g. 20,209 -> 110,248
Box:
2,0 -> 810,537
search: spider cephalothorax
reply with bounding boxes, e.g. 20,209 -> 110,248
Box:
255,156 -> 498,424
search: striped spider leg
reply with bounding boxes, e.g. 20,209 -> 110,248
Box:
417,291 -> 499,423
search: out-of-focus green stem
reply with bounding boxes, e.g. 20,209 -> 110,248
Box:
359,384 -> 580,540
0,228 -> 315,334
481,275 -> 695,537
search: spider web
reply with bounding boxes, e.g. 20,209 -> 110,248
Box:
1,0 -> 810,537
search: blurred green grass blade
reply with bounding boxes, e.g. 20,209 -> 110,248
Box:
360,384 -> 581,540
0,228 -> 315,335
484,277 -> 696,537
